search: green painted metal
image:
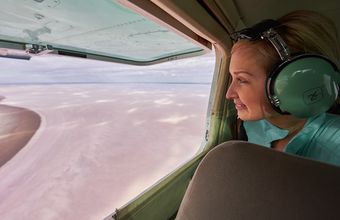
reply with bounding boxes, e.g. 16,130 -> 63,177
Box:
0,0 -> 204,65
106,152 -> 206,220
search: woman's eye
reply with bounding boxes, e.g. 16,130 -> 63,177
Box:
236,78 -> 248,84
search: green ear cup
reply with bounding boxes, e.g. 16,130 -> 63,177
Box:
268,55 -> 339,118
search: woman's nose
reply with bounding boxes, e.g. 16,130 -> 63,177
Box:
226,82 -> 237,100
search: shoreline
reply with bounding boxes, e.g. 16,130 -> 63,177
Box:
0,104 -> 41,167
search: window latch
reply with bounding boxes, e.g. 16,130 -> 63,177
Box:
25,44 -> 53,55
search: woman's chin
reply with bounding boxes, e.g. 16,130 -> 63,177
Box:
237,111 -> 248,120
237,111 -> 263,121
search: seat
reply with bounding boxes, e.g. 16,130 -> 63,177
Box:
176,141 -> 340,220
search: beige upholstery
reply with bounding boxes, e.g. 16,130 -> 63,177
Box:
176,141 -> 340,220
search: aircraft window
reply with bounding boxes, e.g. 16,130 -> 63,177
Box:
0,52 -> 214,219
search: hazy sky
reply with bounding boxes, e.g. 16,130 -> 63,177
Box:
0,52 -> 215,84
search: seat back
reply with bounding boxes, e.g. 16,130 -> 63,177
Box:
176,141 -> 340,220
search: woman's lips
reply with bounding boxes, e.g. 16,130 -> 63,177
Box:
234,102 -> 247,110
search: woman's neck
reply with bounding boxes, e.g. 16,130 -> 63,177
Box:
266,115 -> 307,135
266,115 -> 307,151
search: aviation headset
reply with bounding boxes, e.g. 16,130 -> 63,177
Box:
230,19 -> 340,118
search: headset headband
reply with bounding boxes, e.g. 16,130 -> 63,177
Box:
261,29 -> 290,60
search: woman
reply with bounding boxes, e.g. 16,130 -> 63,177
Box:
226,10 -> 340,166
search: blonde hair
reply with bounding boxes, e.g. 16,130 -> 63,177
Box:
277,10 -> 340,68
231,10 -> 340,71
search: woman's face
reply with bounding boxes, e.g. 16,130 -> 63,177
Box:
226,43 -> 278,121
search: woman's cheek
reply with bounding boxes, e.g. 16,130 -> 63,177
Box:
262,100 -> 278,117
